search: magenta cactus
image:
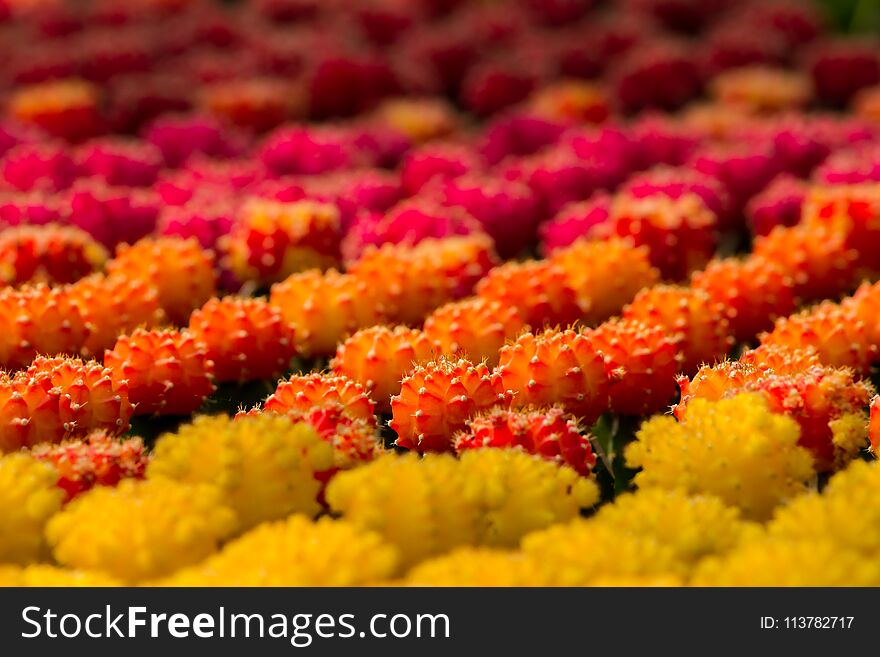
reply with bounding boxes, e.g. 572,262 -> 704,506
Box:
143,113 -> 246,168
63,179 -> 160,248
746,174 -> 808,236
157,196 -> 237,251
539,192 -> 611,255
621,166 -> 732,230
341,197 -> 486,265
76,137 -> 164,187
400,142 -> 479,196
441,172 -> 541,258
479,112 -> 569,166
0,142 -> 77,192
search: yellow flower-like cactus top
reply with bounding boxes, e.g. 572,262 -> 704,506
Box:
161,516 -> 398,587
0,453 -> 63,565
0,565 -> 120,587
326,450 -> 597,568
149,414 -> 335,532
46,478 -> 236,583
768,460 -> 880,555
625,394 -> 815,520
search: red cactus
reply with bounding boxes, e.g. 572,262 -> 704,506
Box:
0,224 -> 108,286
691,256 -> 796,342
497,329 -> 609,424
106,237 -> 216,325
596,193 -> 718,281
225,198 -> 341,286
263,373 -> 376,425
32,432 -> 148,502
390,358 -> 508,452
455,407 -> 596,477
623,285 -> 732,375
330,326 -> 438,414
188,297 -> 297,383
104,329 -> 215,416
588,318 -> 680,415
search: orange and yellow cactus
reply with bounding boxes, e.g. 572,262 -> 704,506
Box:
188,296 -> 297,382
497,329 -> 609,424
32,432 -> 147,502
588,318 -> 681,415
0,224 -> 108,286
262,373 -> 376,425
330,326 -> 438,414
391,358 -> 509,452
68,273 -> 167,358
106,237 -> 216,325
691,256 -> 796,342
476,260 -> 585,329
455,407 -> 596,477
676,361 -> 874,471
104,328 -> 215,416
423,298 -> 525,368
759,302 -> 876,375
225,198 -> 341,286
270,269 -> 384,356
752,223 -> 859,302
623,285 -> 733,375
550,238 -> 660,326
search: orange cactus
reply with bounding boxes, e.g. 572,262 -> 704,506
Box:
104,329 -> 215,416
691,256 -> 796,342
348,235 -> 497,325
759,302 -> 876,375
752,223 -> 858,302
497,329 -> 609,424
550,238 -> 659,326
710,66 -> 812,113
588,318 -> 680,415
423,298 -> 525,368
8,78 -> 102,141
224,198 -> 341,286
622,285 -> 733,375
390,358 -> 508,452
528,80 -> 610,123
32,432 -> 148,502
0,356 -> 133,453
870,395 -> 880,453
674,360 -> 766,420
476,260 -> 585,329
739,344 -> 822,374
269,269 -> 384,356
0,225 -> 108,286
68,274 -> 166,358
106,237 -> 216,326
374,97 -> 458,144
238,405 -> 383,475
0,285 -> 90,368
188,297 -> 297,382
330,326 -> 438,414
455,407 -> 597,476
802,183 -> 880,274
676,361 -> 874,471
596,194 -> 718,281
263,373 -> 376,425
842,280 -> 880,352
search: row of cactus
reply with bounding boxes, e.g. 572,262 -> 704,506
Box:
1,0 -> 880,588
